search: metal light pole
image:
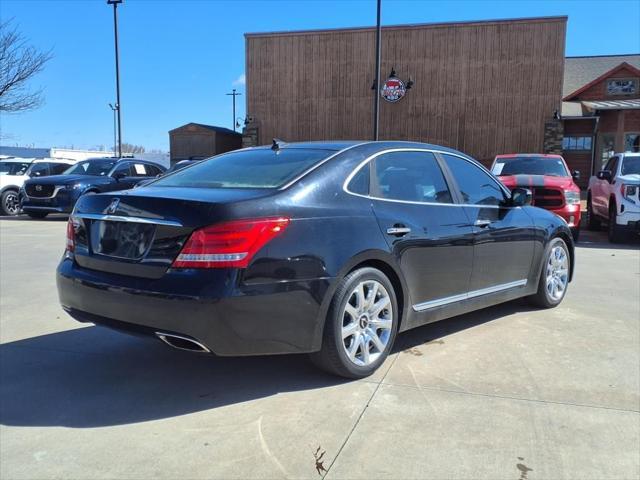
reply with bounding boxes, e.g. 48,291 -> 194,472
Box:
107,0 -> 123,158
226,89 -> 242,131
108,103 -> 118,155
373,0 -> 382,141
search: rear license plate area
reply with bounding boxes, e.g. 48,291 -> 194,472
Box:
90,221 -> 156,260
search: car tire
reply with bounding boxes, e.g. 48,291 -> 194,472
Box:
27,212 -> 48,219
586,195 -> 601,231
1,190 -> 20,216
529,237 -> 570,309
608,204 -> 626,243
310,267 -> 399,379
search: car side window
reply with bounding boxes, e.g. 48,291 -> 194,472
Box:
130,163 -> 149,177
372,151 -> 453,203
347,164 -> 370,195
29,163 -> 50,177
443,154 -> 506,206
111,162 -> 132,177
603,156 -> 617,173
145,165 -> 162,177
50,163 -> 71,175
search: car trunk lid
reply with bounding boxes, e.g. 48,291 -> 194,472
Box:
70,187 -> 275,278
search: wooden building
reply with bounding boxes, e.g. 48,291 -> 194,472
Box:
169,123 -> 241,164
244,16 -> 567,166
561,56 -> 640,188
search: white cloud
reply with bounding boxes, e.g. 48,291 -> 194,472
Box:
232,73 -> 246,87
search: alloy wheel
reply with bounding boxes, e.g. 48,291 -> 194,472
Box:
3,192 -> 20,216
546,245 -> 569,301
341,280 -> 393,367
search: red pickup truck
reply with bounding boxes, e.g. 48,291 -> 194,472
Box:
491,154 -> 582,241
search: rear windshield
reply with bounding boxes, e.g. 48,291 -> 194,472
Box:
621,156 -> 640,175
152,148 -> 333,189
492,157 -> 569,177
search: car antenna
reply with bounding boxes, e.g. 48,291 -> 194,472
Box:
271,138 -> 286,151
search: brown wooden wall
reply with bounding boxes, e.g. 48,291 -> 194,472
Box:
245,17 -> 566,164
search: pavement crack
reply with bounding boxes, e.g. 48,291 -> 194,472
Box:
321,353 -> 400,479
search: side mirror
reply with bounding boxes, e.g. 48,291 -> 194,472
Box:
113,171 -> 126,181
511,187 -> 532,207
572,170 -> 580,180
596,170 -> 612,182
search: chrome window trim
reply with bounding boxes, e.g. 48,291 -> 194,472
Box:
279,142 -> 369,190
413,279 -> 528,312
342,147 -> 513,208
73,213 -> 183,227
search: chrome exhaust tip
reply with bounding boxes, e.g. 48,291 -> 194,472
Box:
155,332 -> 211,353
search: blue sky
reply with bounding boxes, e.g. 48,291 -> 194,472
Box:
1,0 -> 639,152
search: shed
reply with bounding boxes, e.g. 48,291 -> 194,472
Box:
169,123 -> 242,164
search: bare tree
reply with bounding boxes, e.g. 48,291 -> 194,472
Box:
121,143 -> 146,154
0,20 -> 53,113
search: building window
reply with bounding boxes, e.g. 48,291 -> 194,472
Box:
563,136 -> 593,151
599,133 -> 616,170
625,133 -> 640,153
606,78 -> 638,96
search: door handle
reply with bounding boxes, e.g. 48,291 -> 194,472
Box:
386,226 -> 411,236
474,219 -> 492,228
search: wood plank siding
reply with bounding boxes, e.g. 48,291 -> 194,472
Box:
245,16 -> 566,165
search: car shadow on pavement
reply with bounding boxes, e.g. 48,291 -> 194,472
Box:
0,299 -> 540,429
576,229 -> 640,250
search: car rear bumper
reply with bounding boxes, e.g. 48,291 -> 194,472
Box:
56,257 -> 332,356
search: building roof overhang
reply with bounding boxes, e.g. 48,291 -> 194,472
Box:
582,99 -> 640,110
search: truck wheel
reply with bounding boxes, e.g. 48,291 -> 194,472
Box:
1,190 -> 20,216
586,195 -> 601,230
529,237 -> 570,308
608,205 -> 626,243
310,267 -> 399,379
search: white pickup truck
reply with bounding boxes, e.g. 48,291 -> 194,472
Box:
587,152 -> 640,242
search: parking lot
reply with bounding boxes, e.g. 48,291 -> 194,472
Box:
0,215 -> 638,480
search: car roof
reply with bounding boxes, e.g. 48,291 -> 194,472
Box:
1,157 -> 37,163
31,157 -> 76,164
247,140 -> 470,155
494,153 -> 563,159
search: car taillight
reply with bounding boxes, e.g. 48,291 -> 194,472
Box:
65,216 -> 79,252
172,217 -> 290,269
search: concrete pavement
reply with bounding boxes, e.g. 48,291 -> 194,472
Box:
1,217 -> 638,479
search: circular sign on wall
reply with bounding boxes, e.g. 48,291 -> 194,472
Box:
381,76 -> 407,103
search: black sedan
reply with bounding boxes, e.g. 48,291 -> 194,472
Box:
57,141 -> 574,378
20,158 -> 165,218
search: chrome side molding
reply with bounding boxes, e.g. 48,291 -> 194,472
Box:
413,279 -> 527,312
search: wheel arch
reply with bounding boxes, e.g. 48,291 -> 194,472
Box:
312,250 -> 410,350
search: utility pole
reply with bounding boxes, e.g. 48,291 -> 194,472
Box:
373,0 -> 382,141
226,89 -> 242,131
107,0 -> 123,158
108,103 -> 118,156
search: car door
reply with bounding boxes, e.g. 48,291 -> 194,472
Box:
108,162 -> 135,190
127,162 -> 158,186
366,150 -> 475,315
439,153 -> 535,293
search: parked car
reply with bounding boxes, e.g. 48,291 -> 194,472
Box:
20,157 -> 166,218
134,159 -> 202,188
587,152 -> 640,242
57,141 -> 574,378
491,154 -> 582,241
0,158 -> 76,216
